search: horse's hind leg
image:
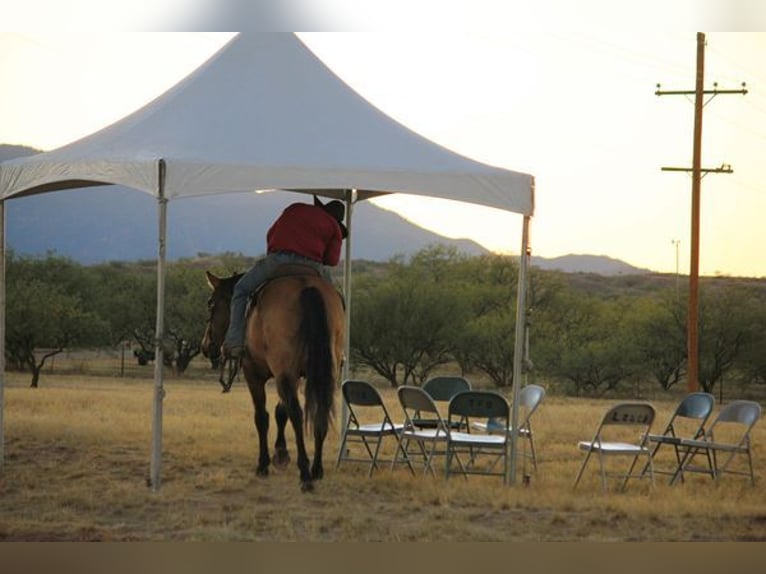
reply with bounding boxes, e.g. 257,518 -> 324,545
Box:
311,416 -> 328,480
272,402 -> 290,468
276,373 -> 313,491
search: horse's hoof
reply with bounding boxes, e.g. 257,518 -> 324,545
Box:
272,453 -> 290,468
273,450 -> 290,468
256,467 -> 269,477
300,480 -> 315,493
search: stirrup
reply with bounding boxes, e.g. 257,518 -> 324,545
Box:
224,345 -> 244,359
219,355 -> 240,393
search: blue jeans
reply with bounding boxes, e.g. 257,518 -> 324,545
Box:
223,251 -> 333,349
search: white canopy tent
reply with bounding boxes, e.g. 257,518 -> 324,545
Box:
0,33 -> 534,487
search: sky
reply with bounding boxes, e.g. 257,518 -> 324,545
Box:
1,8 -> 765,277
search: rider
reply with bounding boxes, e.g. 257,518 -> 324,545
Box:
222,195 -> 348,359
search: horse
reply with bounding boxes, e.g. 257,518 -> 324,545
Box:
201,269 -> 345,492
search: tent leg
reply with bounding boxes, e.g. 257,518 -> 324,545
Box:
0,201 -> 5,470
509,214 -> 531,485
340,189 -> 355,433
149,160 -> 167,491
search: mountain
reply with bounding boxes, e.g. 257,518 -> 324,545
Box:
532,254 -> 651,276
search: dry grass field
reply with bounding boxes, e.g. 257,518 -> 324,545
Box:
1,359 -> 765,542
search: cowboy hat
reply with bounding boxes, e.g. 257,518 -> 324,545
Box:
313,195 -> 348,238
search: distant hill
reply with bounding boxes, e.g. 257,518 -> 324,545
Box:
532,253 -> 650,276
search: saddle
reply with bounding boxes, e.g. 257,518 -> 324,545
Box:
250,264 -> 321,303
249,264 -> 345,310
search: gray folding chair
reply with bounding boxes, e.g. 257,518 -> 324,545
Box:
642,392 -> 715,482
471,384 -> 545,475
336,379 -> 407,476
574,402 -> 657,492
672,400 -> 761,486
394,385 -> 452,476
413,376 -> 471,430
446,391 -> 511,483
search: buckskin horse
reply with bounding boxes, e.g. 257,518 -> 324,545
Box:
201,269 -> 345,492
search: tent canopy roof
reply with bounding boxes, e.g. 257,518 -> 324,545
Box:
0,34 -> 534,215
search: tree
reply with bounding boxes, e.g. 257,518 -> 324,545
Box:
460,309 -> 516,387
163,265 -> 210,373
630,294 -> 687,391
535,293 -> 639,396
351,274 -> 467,386
697,285 -> 758,394
453,254 -> 519,387
6,272 -> 107,387
737,302 -> 766,386
349,246 -> 471,386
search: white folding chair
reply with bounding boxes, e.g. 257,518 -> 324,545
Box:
642,392 -> 715,482
672,400 -> 761,486
574,402 -> 656,492
336,379 -> 407,476
446,391 -> 511,483
394,386 -> 452,476
471,384 -> 545,475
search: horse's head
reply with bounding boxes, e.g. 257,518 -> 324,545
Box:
201,270 -> 241,369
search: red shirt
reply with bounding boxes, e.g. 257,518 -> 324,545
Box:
266,203 -> 342,266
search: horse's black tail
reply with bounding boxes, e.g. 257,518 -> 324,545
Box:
300,286 -> 335,435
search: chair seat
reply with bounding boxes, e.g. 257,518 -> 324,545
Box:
578,441 -> 648,454
449,431 -> 508,446
401,427 -> 448,440
647,434 -> 682,445
351,422 -> 404,435
413,418 -> 464,430
678,438 -> 748,453
471,421 -> 531,436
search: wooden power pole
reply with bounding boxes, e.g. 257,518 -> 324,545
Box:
656,32 -> 747,392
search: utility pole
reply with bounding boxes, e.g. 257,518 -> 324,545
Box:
656,32 -> 747,392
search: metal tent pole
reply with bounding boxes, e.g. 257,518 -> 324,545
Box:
509,214 -> 531,485
0,201 -> 5,470
149,159 -> 167,491
340,189 -> 356,431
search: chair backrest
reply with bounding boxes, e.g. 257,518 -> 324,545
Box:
601,402 -> 656,429
399,385 -> 440,415
711,400 -> 761,429
342,379 -> 385,408
449,391 -> 509,424
421,376 -> 471,403
518,384 -> 546,419
676,392 -> 715,420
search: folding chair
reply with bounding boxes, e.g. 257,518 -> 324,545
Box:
336,379 -> 408,477
671,400 -> 761,486
642,392 -> 715,482
394,385 -> 452,476
413,376 -> 471,430
446,391 -> 511,483
574,402 -> 656,492
471,384 -> 545,475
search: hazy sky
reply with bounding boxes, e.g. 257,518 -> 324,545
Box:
1,29 -> 764,277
